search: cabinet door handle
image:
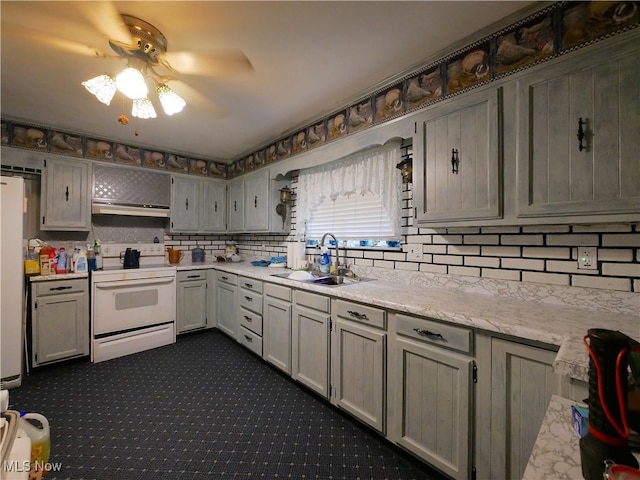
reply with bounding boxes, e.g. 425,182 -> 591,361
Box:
244,335 -> 253,342
414,328 -> 445,341
577,117 -> 585,151
234,200 -> 237,212
347,310 -> 369,321
50,285 -> 73,291
451,149 -> 459,174
214,201 -> 218,212
65,186 -> 69,201
185,198 -> 189,210
254,195 -> 258,208
244,316 -> 252,322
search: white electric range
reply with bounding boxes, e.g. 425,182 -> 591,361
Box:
90,244 -> 177,363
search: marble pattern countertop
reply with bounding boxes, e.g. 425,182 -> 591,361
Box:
28,271 -> 89,282
176,260 -> 639,382
522,395 -> 640,480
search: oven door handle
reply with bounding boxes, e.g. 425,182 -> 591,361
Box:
94,277 -> 175,289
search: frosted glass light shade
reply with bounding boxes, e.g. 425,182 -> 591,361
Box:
132,98 -> 157,119
115,67 -> 148,99
156,84 -> 186,115
82,74 -> 117,105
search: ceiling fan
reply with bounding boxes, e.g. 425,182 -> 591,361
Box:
3,1 -> 253,118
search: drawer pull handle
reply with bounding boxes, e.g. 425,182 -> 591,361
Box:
347,310 -> 369,321
221,276 -> 228,281
414,328 -> 445,341
244,296 -> 253,301
187,275 -> 200,279
50,286 -> 73,291
244,335 -> 252,342
244,283 -> 253,288
244,316 -> 252,322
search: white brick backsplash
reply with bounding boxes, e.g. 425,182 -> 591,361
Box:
447,245 -> 480,255
602,263 -> 640,277
572,275 -> 631,292
522,225 -> 570,233
547,259 -> 598,275
482,268 -> 521,281
354,258 -> 374,266
465,256 -> 500,268
481,226 -> 521,234
502,258 -> 545,271
573,224 -> 632,233
384,251 -> 407,261
395,261 -> 420,271
501,234 -> 544,245
481,246 -> 521,257
433,254 -> 463,265
546,234 -> 599,246
449,266 -> 480,277
598,249 -> 634,262
522,272 -> 570,286
373,260 -> 395,269
602,233 -> 640,247
446,227 -> 480,234
418,227 -> 448,235
419,263 -> 448,274
344,249 -> 365,258
423,245 -> 447,254
363,251 -> 384,259
432,234 -> 463,244
464,235 -> 500,245
405,234 -> 431,244
635,279 -> 640,292
523,247 -> 571,259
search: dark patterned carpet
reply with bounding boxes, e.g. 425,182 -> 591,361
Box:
8,330 -> 445,480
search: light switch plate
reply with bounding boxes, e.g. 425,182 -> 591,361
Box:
407,244 -> 422,261
577,246 -> 598,270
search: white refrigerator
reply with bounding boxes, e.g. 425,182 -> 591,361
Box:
1,175 -> 25,388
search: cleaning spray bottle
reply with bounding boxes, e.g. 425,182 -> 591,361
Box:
319,246 -> 330,274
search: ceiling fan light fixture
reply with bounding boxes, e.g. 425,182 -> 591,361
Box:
115,66 -> 148,99
156,84 -> 186,115
82,74 -> 117,105
131,97 -> 157,119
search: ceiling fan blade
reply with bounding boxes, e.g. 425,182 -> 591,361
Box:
2,24 -> 111,58
72,1 -> 131,46
168,81 -> 227,118
158,50 -> 253,77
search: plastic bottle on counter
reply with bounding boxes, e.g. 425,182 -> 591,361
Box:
19,412 -> 51,474
319,247 -> 330,274
48,247 -> 57,274
86,244 -> 96,271
75,248 -> 88,272
71,248 -> 80,272
56,247 -> 67,274
94,239 -> 103,270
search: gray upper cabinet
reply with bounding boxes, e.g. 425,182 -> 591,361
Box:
413,87 -> 502,223
516,32 -> 640,219
40,157 -> 91,231
244,169 -> 270,231
200,179 -> 226,232
227,178 -> 244,232
170,176 -> 199,232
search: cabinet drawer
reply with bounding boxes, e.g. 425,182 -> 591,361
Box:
264,282 -> 291,302
240,290 -> 263,315
177,270 -> 207,281
240,308 -> 262,336
216,271 -> 237,285
395,313 -> 473,354
239,325 -> 262,356
239,277 -> 263,294
294,290 -> 330,313
35,278 -> 87,296
334,299 -> 386,330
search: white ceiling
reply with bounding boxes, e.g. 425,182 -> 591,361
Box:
1,1 -> 533,163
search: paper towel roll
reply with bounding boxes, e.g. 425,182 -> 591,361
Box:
293,241 -> 307,270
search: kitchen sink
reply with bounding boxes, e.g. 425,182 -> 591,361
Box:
270,271 -> 371,287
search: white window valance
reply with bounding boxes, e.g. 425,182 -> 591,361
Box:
296,140 -> 402,240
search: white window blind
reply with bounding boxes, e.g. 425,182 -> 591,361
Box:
297,141 -> 402,241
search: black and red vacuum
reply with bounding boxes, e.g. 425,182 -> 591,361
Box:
580,329 -> 639,480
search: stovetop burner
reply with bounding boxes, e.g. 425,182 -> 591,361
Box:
99,243 -> 167,270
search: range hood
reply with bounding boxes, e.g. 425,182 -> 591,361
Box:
92,164 -> 170,218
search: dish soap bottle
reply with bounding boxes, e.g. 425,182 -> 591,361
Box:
319,247 -> 330,274
75,248 -> 88,272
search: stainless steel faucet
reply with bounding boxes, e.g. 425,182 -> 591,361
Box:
320,232 -> 340,272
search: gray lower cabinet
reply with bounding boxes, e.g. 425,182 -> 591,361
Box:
331,299 -> 386,434
262,283 -> 292,374
292,290 -> 331,398
215,271 -> 238,340
32,278 -> 89,366
206,270 -> 218,329
238,276 -> 263,356
176,270 -> 208,334
516,31 -> 640,219
389,313 -> 474,480
40,157 -> 91,231
474,334 -> 568,480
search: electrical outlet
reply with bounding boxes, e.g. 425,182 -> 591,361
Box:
407,244 -> 422,261
577,246 -> 598,270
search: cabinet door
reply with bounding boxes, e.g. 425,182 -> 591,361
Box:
244,169 -> 269,231
33,292 -> 88,365
490,339 -> 563,480
331,319 -> 386,433
171,176 -> 200,232
216,282 -> 237,339
263,296 -> 292,374
227,178 -> 244,232
41,158 -> 91,231
292,305 -> 330,398
394,337 -> 472,480
517,35 -> 640,218
176,279 -> 207,333
201,180 -> 226,232
414,87 -> 502,223
206,270 -> 217,329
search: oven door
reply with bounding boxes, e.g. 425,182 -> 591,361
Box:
93,275 -> 176,335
